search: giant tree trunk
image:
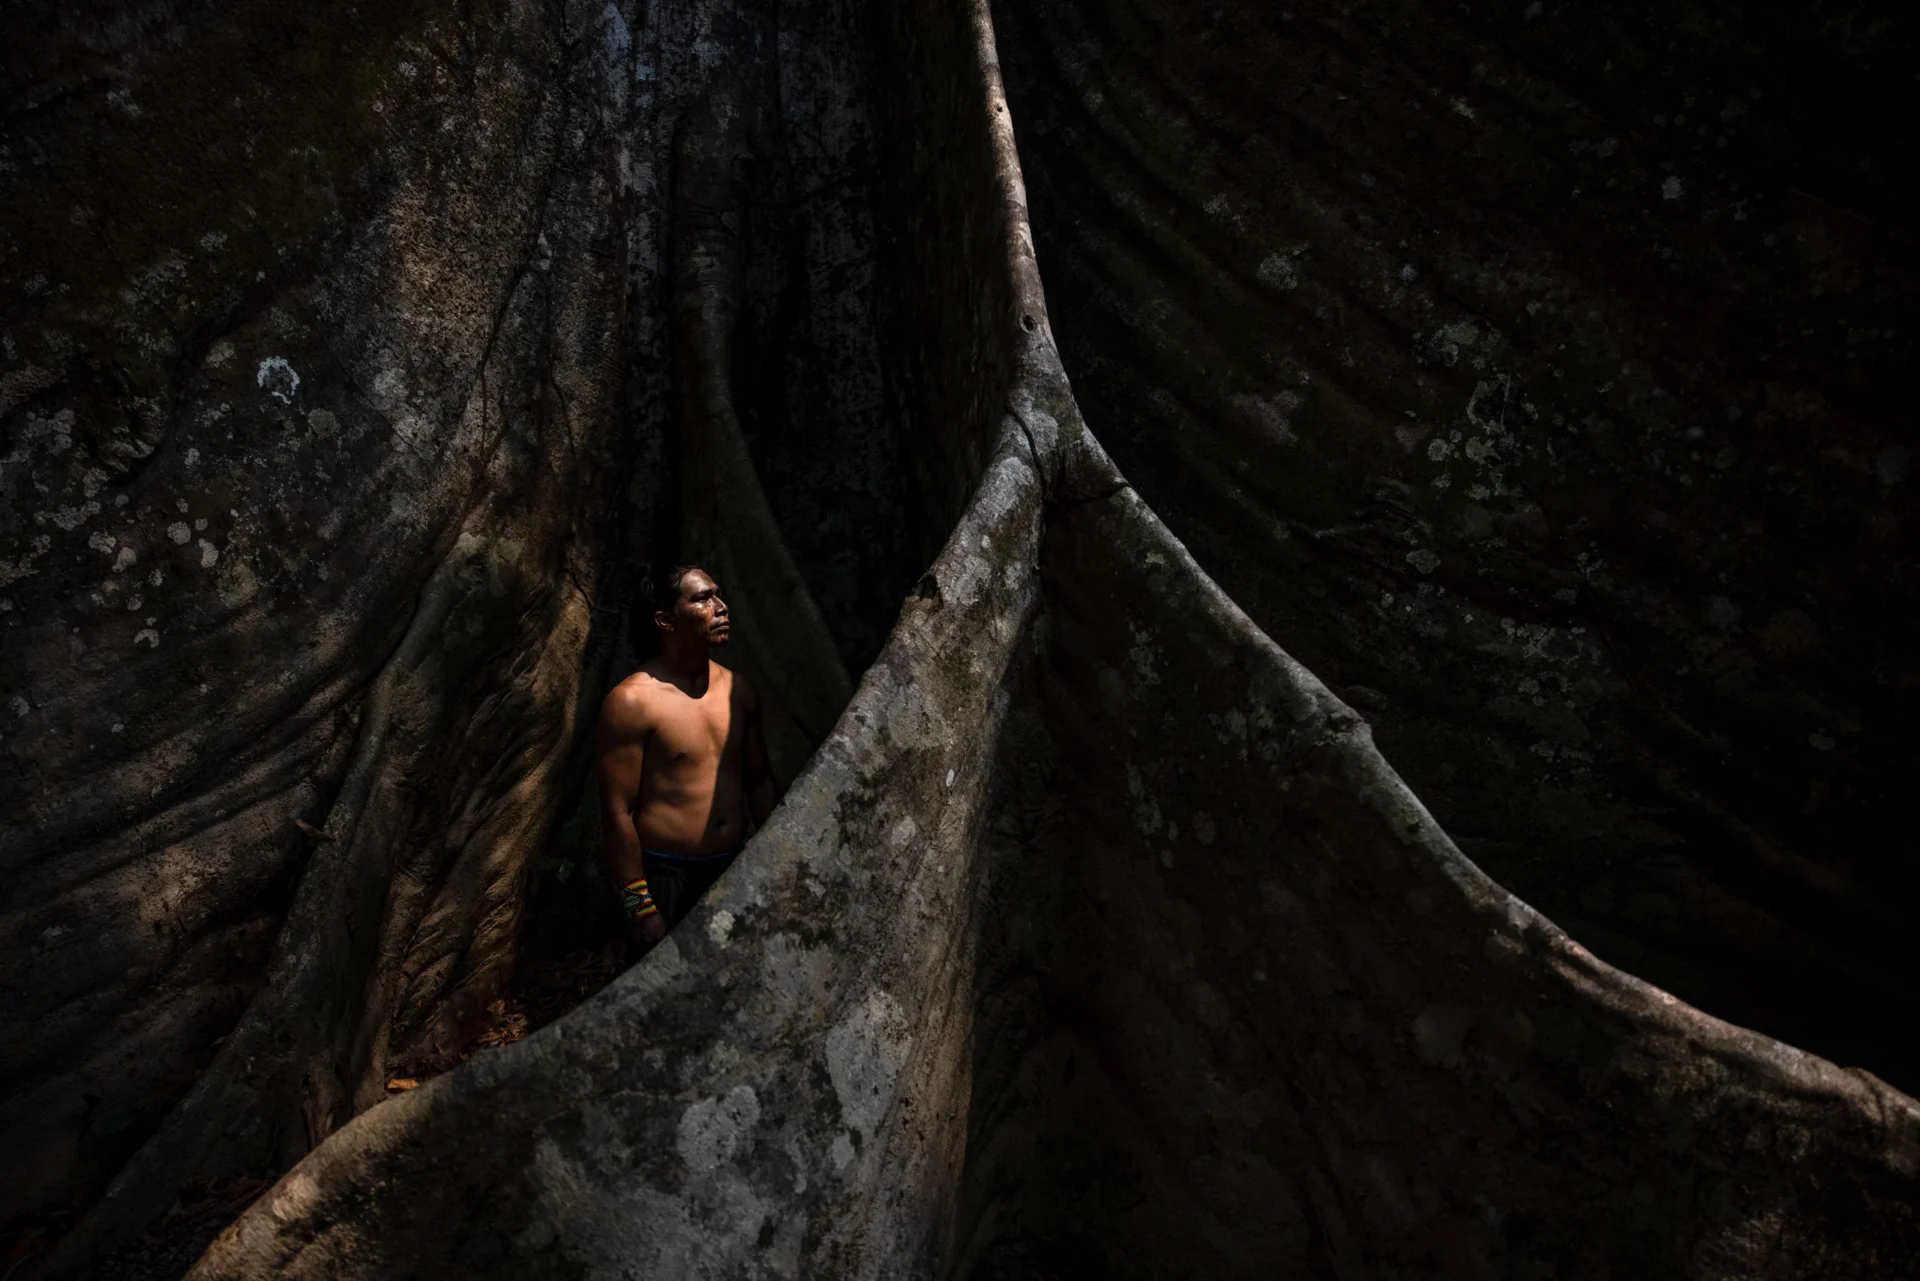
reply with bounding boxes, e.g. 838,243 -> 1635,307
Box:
3,0 -> 1916,1277
5,0 -> 636,1263
988,0 -> 1920,1096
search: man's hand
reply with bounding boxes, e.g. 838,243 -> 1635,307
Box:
629,911 -> 667,949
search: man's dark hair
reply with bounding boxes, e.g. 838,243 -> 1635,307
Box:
638,563 -> 702,619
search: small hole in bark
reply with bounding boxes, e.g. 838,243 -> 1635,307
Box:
1021,313 -> 1038,332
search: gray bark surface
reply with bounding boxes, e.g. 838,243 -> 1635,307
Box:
1,0 -> 1915,1277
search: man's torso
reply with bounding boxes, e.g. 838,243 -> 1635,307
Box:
615,661 -> 748,855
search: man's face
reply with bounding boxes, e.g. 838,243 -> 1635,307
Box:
659,569 -> 730,647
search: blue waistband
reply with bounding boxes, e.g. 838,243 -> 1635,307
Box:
641,846 -> 740,864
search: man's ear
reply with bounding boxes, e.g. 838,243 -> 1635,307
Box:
654,610 -> 672,633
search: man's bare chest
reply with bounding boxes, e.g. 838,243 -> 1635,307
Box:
647,699 -> 735,767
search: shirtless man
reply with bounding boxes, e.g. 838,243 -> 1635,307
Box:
595,566 -> 776,949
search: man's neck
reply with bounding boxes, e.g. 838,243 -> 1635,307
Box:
651,643 -> 711,695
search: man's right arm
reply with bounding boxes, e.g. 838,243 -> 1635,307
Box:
595,684 -> 663,943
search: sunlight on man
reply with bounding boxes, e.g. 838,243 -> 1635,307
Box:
595,566 -> 778,950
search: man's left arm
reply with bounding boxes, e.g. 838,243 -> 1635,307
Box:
741,674 -> 779,827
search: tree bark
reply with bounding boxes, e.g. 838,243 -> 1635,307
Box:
2,0 -> 1916,1277
989,0 -> 1920,1094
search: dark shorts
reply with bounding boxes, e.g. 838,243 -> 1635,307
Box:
641,847 -> 740,927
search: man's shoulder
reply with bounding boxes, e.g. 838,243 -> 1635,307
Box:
601,671 -> 668,723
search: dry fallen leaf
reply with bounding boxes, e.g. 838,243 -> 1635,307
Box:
385,1077 -> 420,1092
